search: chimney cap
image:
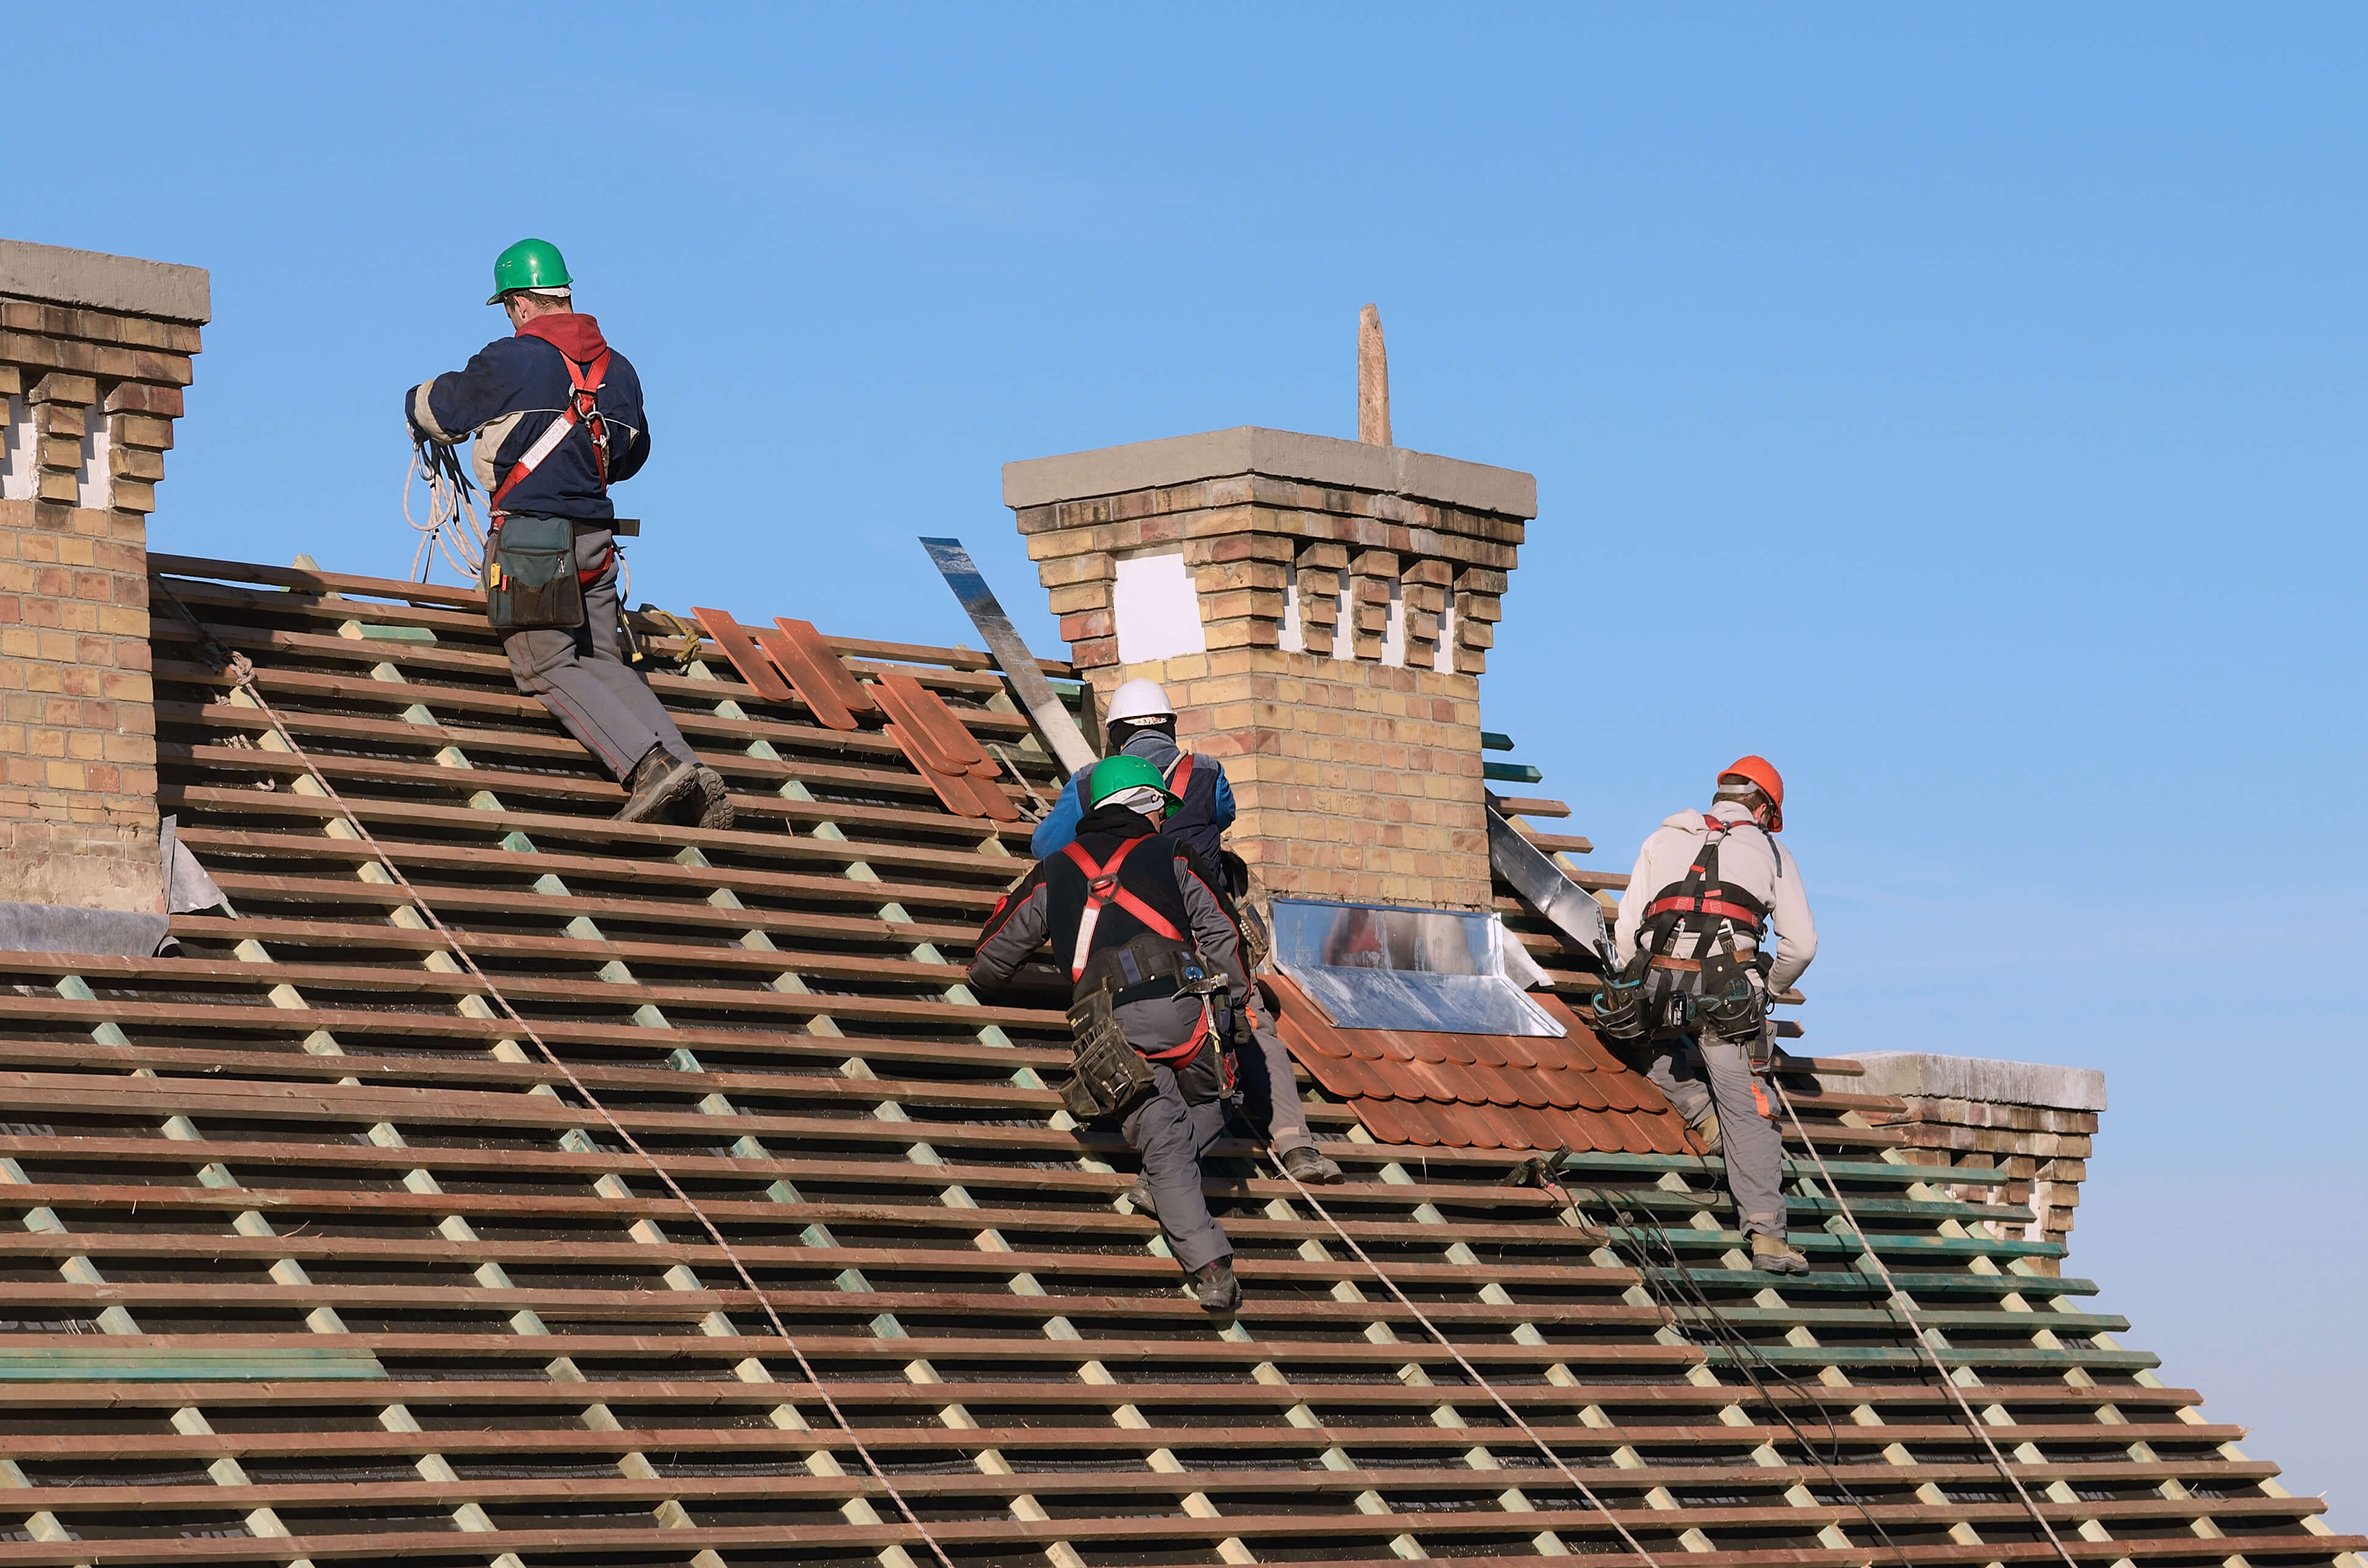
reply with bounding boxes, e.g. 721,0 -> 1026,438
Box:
1004,425 -> 1536,519
0,237 -> 211,324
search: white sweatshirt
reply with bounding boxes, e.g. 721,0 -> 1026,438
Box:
1611,801 -> 1819,993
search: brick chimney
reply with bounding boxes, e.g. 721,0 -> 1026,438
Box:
1004,427 -> 1534,912
0,239 -> 207,918
1824,1053 -> 2107,1275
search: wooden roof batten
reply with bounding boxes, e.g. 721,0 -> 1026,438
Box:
0,546 -> 2334,1568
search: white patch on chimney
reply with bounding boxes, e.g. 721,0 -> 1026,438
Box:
1111,546 -> 1208,664
75,402 -> 111,510
1278,560 -> 1304,653
1381,579 -> 1406,668
1433,595 -> 1457,673
0,396 -> 31,501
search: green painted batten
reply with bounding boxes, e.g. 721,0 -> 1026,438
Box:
1482,761 -> 1542,783
1480,731 -> 1516,751
0,1345 -> 387,1381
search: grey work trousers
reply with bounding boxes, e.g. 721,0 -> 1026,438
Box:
1236,1020 -> 1314,1155
1119,1062 -> 1233,1272
1640,1030 -> 1788,1240
499,525 -> 698,782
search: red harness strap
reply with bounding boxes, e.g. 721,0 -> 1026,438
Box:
1058,837 -> 1184,981
1643,894 -> 1766,926
490,346 -> 614,514
1165,753 -> 1193,797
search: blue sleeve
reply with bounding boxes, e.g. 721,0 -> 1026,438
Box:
604,355 -> 652,483
1030,769 -> 1088,859
423,336 -> 533,441
1212,765 -> 1236,832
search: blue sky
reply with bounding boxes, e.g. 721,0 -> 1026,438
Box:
13,4 -> 2363,1522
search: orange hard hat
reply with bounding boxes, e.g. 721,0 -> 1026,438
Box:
1719,755 -> 1785,831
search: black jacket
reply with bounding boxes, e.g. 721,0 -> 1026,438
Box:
969,805 -> 1246,1060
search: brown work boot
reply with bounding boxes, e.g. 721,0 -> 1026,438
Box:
1750,1232 -> 1809,1275
1124,1173 -> 1157,1216
616,745 -> 702,824
1280,1146 -> 1344,1185
1189,1258 -> 1240,1313
688,764 -> 734,830
1692,1110 -> 1722,1155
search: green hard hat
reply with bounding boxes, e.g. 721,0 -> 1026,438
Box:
486,238 -> 572,305
1087,755 -> 1179,812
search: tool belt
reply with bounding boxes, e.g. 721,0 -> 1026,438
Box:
1058,933 -> 1233,1119
484,516 -> 592,633
1062,987 -> 1156,1121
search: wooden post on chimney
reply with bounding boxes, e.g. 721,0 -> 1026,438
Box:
1357,304 -> 1391,446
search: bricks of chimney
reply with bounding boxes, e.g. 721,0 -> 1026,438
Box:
1005,429 -> 1537,912
0,242 -> 206,914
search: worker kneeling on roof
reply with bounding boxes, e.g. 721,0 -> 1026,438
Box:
403,239 -> 732,830
969,755 -> 1251,1313
1032,680 -> 1343,1193
1598,757 -> 1818,1274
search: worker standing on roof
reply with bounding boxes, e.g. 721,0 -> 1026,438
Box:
1600,757 -> 1818,1274
1032,679 -> 1344,1191
403,239 -> 731,830
967,757 -> 1251,1312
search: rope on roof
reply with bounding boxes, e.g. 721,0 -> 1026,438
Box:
153,578 -> 963,1568
1779,1095 -> 2084,1568
1233,1106 -> 1672,1568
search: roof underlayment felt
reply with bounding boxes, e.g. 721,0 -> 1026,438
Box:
0,550 -> 2347,1567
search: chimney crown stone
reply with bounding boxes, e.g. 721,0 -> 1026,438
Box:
1008,426 -> 1539,914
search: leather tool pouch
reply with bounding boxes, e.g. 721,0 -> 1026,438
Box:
1062,988 -> 1154,1121
484,516 -> 586,633
1697,949 -> 1767,1047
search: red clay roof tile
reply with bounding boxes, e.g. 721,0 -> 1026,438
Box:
1266,975 -> 1689,1156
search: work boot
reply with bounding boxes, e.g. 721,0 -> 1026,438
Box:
1280,1145 -> 1344,1186
1750,1232 -> 1809,1276
616,745 -> 702,825
1189,1258 -> 1241,1313
1692,1111 -> 1722,1156
1124,1173 -> 1157,1216
688,764 -> 735,830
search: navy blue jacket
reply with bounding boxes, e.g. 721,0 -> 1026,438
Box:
405,313 -> 650,522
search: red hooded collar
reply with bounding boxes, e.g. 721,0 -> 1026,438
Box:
516,312 -> 610,363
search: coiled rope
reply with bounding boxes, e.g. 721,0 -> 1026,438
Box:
401,435 -> 486,586
153,577 -> 958,1568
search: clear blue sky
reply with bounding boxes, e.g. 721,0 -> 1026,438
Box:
15,5 -> 2362,1521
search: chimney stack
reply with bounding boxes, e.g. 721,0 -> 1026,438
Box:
0,239 -> 207,925
1005,425 -> 1534,912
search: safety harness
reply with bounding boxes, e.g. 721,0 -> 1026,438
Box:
489,344 -> 618,589
1059,837 -> 1183,981
1640,815 -> 1772,963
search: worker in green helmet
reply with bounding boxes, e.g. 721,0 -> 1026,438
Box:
966,755 -> 1252,1312
403,240 -> 730,830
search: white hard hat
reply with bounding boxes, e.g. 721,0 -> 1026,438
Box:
1106,678 -> 1175,724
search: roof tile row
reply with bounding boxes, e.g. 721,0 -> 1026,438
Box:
1267,976 -> 1698,1156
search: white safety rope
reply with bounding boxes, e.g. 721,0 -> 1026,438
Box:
155,580 -> 959,1568
402,440 -> 487,585
1777,1094 -> 2082,1568
1240,1113 -> 1669,1568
